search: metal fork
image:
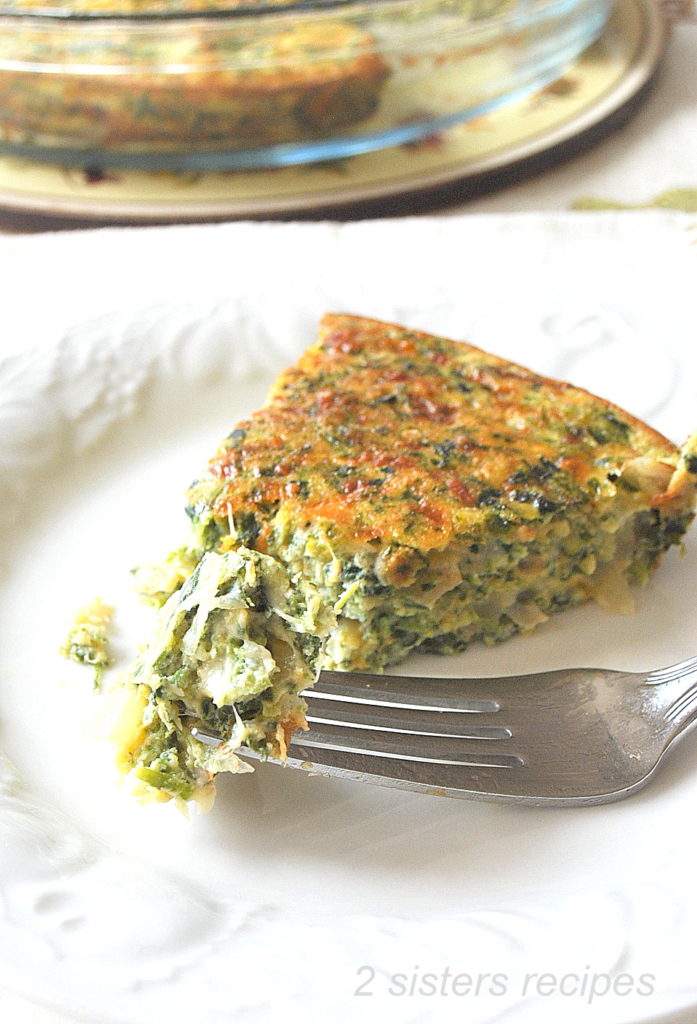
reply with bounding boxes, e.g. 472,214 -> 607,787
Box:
195,658 -> 697,806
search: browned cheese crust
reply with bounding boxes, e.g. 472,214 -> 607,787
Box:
185,314 -> 697,669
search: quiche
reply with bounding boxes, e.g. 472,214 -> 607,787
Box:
0,21 -> 389,154
114,313 -> 697,802
114,547 -> 334,803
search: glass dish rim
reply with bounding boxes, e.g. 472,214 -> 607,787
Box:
0,0 -> 589,26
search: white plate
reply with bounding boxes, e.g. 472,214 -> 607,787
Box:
2,215 -> 697,1024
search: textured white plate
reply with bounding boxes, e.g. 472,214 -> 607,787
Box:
2,215 -> 697,1024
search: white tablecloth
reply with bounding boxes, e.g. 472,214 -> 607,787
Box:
1,19 -> 696,1024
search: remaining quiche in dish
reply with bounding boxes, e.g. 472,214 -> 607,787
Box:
0,21 -> 390,154
113,313 -> 697,802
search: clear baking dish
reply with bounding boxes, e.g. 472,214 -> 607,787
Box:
0,0 -> 615,169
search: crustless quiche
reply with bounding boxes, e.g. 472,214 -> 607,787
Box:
114,314 -> 697,802
0,20 -> 389,154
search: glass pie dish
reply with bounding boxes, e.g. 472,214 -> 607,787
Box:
0,0 -> 615,170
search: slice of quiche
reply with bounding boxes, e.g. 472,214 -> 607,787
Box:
185,314 -> 697,671
116,314 -> 697,802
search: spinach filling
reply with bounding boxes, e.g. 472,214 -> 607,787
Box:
115,547 -> 334,802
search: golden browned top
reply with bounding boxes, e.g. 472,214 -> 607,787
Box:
186,314 -> 689,552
